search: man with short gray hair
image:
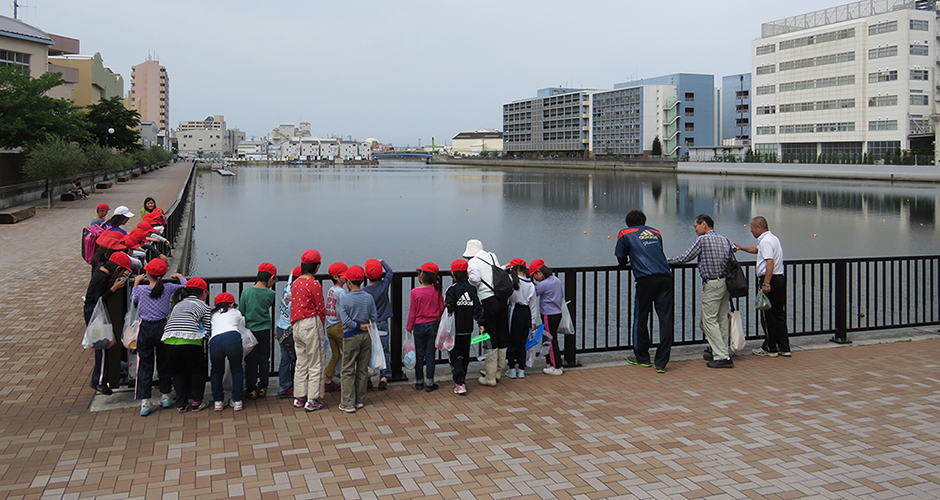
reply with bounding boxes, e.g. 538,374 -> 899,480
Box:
734,216 -> 790,358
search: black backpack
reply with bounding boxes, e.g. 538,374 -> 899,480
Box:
476,253 -> 514,301
725,252 -> 748,298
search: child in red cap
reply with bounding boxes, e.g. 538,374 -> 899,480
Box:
530,259 -> 565,376
92,203 -> 109,226
506,258 -> 538,379
337,265 -> 377,413
444,259 -> 485,395
209,292 -> 247,412
362,258 -> 393,388
323,262 -> 349,393
240,262 -> 278,399
274,266 -> 302,398
290,250 -> 327,412
83,251 -> 132,395
407,262 -> 444,392
162,277 -> 212,412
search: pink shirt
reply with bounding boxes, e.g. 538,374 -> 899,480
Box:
290,276 -> 326,325
406,286 -> 445,332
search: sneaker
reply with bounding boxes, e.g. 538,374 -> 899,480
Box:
378,378 -> 388,390
304,399 -> 326,412
246,390 -> 258,400
779,351 -> 792,357
517,370 -> 525,379
257,388 -> 266,398
454,384 -> 467,395
354,403 -> 364,409
233,401 -> 244,411
278,388 -> 294,399
324,381 -> 340,392
140,400 -> 154,417
338,405 -> 356,413
191,401 -> 209,412
293,398 -> 306,408
214,401 -> 224,412
415,381 -> 425,391
159,394 -> 172,408
752,348 -> 778,357
177,405 -> 189,413
626,356 -> 652,367
506,368 -> 517,379
703,352 -> 714,361
655,366 -> 667,373
706,358 -> 734,368
425,383 -> 439,393
543,366 -> 564,376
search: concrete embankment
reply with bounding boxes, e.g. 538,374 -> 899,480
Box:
680,161 -> 940,183
428,155 -> 677,172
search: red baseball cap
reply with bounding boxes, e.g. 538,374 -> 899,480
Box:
258,262 -> 277,276
365,259 -> 383,280
344,265 -> 365,282
214,292 -> 236,306
144,258 -> 168,276
121,235 -> 141,250
291,266 -> 302,277
528,259 -> 545,277
187,277 -> 208,292
301,249 -> 321,264
451,259 -> 468,272
509,258 -> 527,269
109,252 -> 131,269
417,262 -> 439,274
328,262 -> 348,277
154,208 -> 165,216
137,222 -> 155,233
96,203 -> 109,211
97,232 -> 126,250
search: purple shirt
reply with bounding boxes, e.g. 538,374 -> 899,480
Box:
535,276 -> 564,315
131,278 -> 188,321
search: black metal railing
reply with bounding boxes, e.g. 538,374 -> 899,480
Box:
160,161 -> 197,256
198,254 -> 939,383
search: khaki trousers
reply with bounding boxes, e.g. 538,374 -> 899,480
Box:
701,278 -> 731,360
292,316 -> 325,400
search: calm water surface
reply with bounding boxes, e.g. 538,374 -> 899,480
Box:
190,161 -> 940,277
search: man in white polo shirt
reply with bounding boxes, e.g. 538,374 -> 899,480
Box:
733,216 -> 790,357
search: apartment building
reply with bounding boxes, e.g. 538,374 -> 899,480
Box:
503,88 -> 593,156
128,59 -> 169,135
177,115 -> 226,158
48,52 -> 123,107
752,0 -> 936,161
720,73 -> 752,143
591,85 -> 675,156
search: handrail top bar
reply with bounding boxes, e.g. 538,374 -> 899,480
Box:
164,161 -> 196,219
199,254 -> 940,281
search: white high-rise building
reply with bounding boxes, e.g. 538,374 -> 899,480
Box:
752,0 -> 936,163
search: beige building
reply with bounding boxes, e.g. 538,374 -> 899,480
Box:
451,129 -> 503,155
177,115 -> 227,158
127,59 -> 169,133
0,15 -> 80,100
47,52 -> 123,107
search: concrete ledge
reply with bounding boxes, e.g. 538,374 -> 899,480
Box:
131,172 -> 140,178
0,206 -> 36,224
59,193 -> 78,201
117,176 -> 129,183
95,181 -> 113,189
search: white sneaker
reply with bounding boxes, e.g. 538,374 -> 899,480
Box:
543,366 -> 564,376
232,401 -> 244,411
140,400 -> 154,417
159,393 -> 172,408
752,348 -> 778,357
214,401 -> 224,412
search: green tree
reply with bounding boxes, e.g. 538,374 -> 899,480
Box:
23,136 -> 86,208
84,96 -> 141,151
82,143 -> 118,191
0,66 -> 89,150
651,136 -> 663,156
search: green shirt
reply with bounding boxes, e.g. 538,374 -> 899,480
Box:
240,286 -> 276,332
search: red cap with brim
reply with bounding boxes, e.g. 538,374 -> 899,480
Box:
109,252 -> 131,269
144,258 -> 168,276
418,262 -> 439,274
214,292 -> 236,306
365,259 -> 383,280
121,235 -> 141,250
292,266 -> 302,277
301,249 -> 321,264
451,259 -> 469,272
344,265 -> 365,282
187,277 -> 208,292
97,232 -> 126,250
509,258 -> 527,269
97,203 -> 109,211
258,262 -> 277,276
328,262 -> 348,277
528,259 -> 545,277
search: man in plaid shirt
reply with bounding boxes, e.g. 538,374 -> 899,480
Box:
668,214 -> 735,368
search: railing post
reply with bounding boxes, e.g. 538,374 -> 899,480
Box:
563,269 -> 580,368
390,274 -> 406,381
830,260 -> 852,344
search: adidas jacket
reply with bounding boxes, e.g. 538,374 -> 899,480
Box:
444,280 -> 485,335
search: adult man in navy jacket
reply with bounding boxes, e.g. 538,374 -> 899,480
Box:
614,210 -> 674,373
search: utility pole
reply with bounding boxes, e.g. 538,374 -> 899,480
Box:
13,0 -> 19,19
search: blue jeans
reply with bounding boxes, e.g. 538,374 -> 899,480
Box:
277,327 -> 296,395
413,321 -> 438,382
377,319 -> 391,379
209,331 -> 244,403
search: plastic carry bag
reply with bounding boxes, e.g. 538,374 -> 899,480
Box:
557,301 -> 575,335
122,300 -> 141,350
524,324 -> 544,368
402,330 -> 416,370
240,326 -> 258,355
729,305 -> 745,353
435,310 -> 455,351
756,291 -> 772,311
368,323 -> 387,371
82,298 -> 115,350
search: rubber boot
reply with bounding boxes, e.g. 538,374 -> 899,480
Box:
495,348 -> 508,380
477,350 -> 498,386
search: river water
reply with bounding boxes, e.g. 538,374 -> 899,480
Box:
190,161 -> 940,277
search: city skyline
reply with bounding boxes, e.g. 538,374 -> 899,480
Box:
22,0 -> 838,145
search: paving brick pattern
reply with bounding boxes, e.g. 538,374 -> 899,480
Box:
1,163 -> 939,499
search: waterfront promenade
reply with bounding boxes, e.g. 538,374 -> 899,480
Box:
1,163 -> 939,499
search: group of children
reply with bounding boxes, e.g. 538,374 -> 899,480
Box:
85,209 -> 568,414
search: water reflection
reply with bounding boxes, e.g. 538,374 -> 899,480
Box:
190,161 -> 940,276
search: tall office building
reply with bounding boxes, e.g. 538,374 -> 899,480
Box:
720,73 -> 752,144
503,88 -> 593,156
752,0 -> 936,161
127,59 -> 169,136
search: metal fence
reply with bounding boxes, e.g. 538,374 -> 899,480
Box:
200,254 -> 939,383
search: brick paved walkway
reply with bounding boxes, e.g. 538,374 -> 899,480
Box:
1,163 -> 939,499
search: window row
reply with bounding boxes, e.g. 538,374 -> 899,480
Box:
778,122 -> 855,134
779,28 -> 855,50
778,99 -> 855,113
779,51 -> 854,71
778,75 -> 854,93
0,50 -> 30,69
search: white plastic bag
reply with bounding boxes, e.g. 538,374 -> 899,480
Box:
123,300 -> 140,349
557,301 -> 575,335
435,310 -> 455,351
368,323 -> 387,371
729,309 -> 745,353
83,298 -> 115,350
240,326 -> 258,356
403,330 -> 416,370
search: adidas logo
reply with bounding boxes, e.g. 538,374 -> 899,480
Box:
456,292 -> 473,306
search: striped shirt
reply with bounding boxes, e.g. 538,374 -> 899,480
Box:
668,230 -> 733,280
162,296 -> 211,341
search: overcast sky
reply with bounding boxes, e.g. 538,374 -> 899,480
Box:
22,0 -> 837,145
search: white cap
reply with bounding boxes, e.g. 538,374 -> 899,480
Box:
463,239 -> 483,259
114,206 -> 135,218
